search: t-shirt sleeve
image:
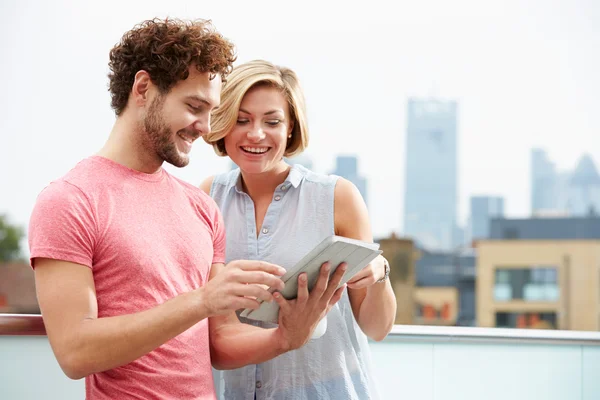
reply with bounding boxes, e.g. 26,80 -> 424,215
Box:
211,206 -> 226,265
28,180 -> 96,269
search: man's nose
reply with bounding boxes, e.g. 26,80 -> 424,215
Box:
193,119 -> 211,136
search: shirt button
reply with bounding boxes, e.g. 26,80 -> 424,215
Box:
281,185 -> 288,191
262,228 -> 269,234
274,195 -> 281,201
256,381 -> 262,389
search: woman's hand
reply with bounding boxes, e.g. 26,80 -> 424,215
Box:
346,255 -> 385,290
272,262 -> 347,351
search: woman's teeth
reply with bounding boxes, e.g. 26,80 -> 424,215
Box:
242,147 -> 268,154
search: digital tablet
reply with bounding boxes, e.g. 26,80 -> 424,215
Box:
239,235 -> 382,323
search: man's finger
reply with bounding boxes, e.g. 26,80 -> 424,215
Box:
231,297 -> 261,311
235,260 -> 287,276
234,271 -> 285,291
234,283 -> 276,303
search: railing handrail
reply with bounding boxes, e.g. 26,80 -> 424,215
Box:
2,314 -> 600,345
0,314 -> 46,335
388,324 -> 600,345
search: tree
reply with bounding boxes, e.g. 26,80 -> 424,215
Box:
0,214 -> 24,262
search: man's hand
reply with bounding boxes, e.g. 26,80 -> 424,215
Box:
199,260 -> 286,317
272,262 -> 347,351
346,255 -> 385,290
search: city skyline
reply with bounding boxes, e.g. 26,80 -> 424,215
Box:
1,0 -> 599,242
2,145 -> 599,253
236,145 -> 597,247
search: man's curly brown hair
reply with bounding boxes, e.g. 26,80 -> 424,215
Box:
108,18 -> 236,116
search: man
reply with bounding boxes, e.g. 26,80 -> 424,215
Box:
28,18 -> 346,399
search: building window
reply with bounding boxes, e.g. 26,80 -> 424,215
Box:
502,227 -> 519,239
494,267 -> 559,302
495,312 -> 557,329
414,302 -> 452,321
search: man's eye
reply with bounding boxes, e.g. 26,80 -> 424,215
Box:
188,104 -> 201,112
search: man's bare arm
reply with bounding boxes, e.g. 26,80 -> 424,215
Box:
35,258 -> 285,380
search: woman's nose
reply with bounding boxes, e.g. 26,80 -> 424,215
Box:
247,125 -> 265,141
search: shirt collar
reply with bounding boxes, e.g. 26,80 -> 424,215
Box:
228,163 -> 305,194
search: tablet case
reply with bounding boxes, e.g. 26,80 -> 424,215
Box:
239,235 -> 382,323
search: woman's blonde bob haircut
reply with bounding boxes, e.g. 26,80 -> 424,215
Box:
204,59 -> 309,157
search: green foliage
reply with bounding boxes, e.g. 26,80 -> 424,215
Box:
0,214 -> 24,262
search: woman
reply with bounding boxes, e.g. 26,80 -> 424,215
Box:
201,60 -> 396,399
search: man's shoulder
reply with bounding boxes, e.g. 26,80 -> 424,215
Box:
55,156 -> 112,193
30,159 -> 100,241
36,158 -> 100,204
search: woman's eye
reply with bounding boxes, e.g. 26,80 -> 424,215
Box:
266,120 -> 281,126
237,119 -> 249,125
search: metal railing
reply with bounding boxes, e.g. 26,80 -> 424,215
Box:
0,314 -> 46,335
387,324 -> 600,345
3,313 -> 600,345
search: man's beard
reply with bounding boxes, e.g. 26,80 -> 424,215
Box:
143,95 -> 190,168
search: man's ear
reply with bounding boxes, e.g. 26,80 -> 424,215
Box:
131,70 -> 153,107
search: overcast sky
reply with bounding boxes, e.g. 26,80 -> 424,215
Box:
1,0 -> 599,246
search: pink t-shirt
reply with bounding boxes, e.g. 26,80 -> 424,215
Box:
28,156 -> 225,400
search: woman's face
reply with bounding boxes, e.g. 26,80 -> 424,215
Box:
224,85 -> 293,175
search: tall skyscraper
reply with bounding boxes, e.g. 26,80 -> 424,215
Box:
403,98 -> 458,251
531,150 -> 600,217
330,155 -> 368,207
566,154 -> 600,215
469,196 -> 505,242
531,148 -> 560,215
